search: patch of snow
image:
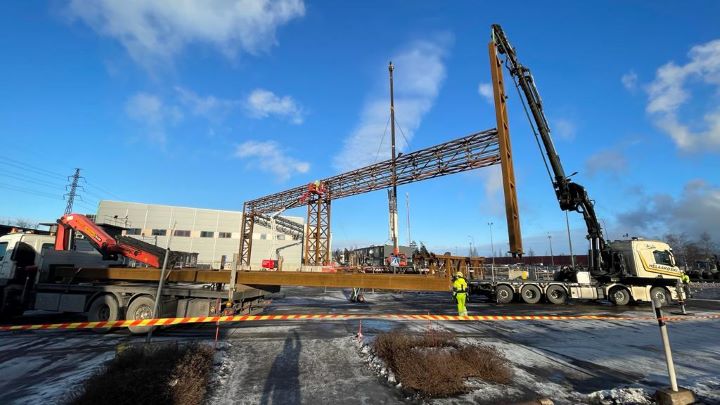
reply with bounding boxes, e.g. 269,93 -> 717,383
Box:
586,387 -> 653,405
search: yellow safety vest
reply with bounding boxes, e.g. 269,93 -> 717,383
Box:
453,277 -> 467,294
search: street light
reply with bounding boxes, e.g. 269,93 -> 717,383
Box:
547,233 -> 554,267
565,212 -> 575,268
488,222 -> 495,271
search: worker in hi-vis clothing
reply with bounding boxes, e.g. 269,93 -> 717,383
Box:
452,272 -> 468,316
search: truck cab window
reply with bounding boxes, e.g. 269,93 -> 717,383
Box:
0,242 -> 7,260
653,250 -> 673,266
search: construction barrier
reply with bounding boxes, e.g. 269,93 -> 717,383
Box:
1,313 -> 719,332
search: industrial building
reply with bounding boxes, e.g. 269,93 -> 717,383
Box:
94,200 -> 304,269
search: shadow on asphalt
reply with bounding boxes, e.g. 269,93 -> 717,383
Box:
260,330 -> 301,405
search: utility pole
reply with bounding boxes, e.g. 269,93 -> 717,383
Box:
388,61 -> 399,256
548,233 -> 554,266
64,168 -> 83,215
405,192 -> 411,246
565,212 -> 575,268
488,222 -> 495,271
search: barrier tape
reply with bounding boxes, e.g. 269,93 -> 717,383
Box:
1,313 -> 719,332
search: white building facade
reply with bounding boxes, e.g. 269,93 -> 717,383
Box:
95,200 -> 304,269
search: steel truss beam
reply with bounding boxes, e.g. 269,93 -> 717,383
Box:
239,128 -> 501,266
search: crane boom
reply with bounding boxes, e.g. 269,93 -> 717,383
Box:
490,24 -> 607,275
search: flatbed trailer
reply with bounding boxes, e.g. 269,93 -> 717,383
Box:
0,232 -> 277,333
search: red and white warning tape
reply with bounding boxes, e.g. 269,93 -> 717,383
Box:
1,313 -> 718,332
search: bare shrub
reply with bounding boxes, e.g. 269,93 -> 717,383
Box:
372,329 -> 513,397
66,343 -> 214,405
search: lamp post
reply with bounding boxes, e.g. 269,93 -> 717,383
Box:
565,212 -> 575,268
547,233 -> 554,267
488,222 -> 495,271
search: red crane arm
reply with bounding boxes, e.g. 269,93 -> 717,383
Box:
55,213 -> 161,267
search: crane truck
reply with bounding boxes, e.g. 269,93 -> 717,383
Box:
470,25 -> 688,306
0,213 -> 272,333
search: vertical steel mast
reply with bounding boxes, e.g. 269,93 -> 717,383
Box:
388,62 -> 399,255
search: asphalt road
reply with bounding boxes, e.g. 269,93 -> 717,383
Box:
1,287 -> 719,404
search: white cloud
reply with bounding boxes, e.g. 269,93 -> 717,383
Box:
175,86 -> 238,120
334,34 -> 452,171
645,38 -> 720,152
234,140 -> 309,181
585,149 -> 628,177
66,0 -> 305,69
125,92 -> 182,143
478,82 -> 494,104
245,89 -> 304,124
553,118 -> 576,140
616,180 -> 720,241
621,70 -> 638,91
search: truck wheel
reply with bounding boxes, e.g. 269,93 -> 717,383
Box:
495,285 -> 514,304
88,294 -> 120,333
609,287 -> 631,306
126,296 -> 156,334
520,285 -> 542,304
546,285 -> 567,305
650,287 -> 669,306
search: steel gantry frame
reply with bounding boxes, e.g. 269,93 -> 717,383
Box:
239,128 -> 515,266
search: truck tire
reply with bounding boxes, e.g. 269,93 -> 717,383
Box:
650,287 -> 669,306
545,285 -> 567,305
88,294 -> 121,333
495,285 -> 514,304
126,296 -> 156,334
520,285 -> 542,304
609,287 -> 631,306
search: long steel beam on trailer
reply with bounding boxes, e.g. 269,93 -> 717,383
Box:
54,268 -> 452,292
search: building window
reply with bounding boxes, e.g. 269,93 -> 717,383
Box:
200,231 -> 214,238
260,233 -> 268,240
219,232 -> 232,239
277,234 -> 286,240
174,230 -> 191,237
151,229 -> 166,236
126,228 -> 142,235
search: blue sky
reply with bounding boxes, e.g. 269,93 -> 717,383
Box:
1,1 -> 719,257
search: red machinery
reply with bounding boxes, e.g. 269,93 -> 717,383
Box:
56,213 -> 168,268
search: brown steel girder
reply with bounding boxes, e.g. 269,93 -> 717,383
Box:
489,41 -> 523,257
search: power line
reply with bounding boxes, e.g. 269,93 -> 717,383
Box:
84,181 -> 124,200
0,182 -> 63,200
0,157 -> 67,180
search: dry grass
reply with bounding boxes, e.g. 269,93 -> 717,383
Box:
66,343 -> 214,405
373,329 -> 512,397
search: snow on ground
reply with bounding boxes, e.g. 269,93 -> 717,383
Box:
0,333 -> 118,404
2,288 -> 719,404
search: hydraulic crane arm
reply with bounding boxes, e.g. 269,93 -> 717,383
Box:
56,213 -> 167,268
490,24 -> 607,274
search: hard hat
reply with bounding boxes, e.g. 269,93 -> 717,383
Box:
456,272 -> 464,278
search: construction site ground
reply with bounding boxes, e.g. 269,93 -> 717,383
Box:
1,285 -> 719,404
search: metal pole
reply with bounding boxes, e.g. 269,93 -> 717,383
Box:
565,211 -> 575,268
488,222 -> 495,272
548,234 -> 554,266
389,62 -> 399,256
146,223 -> 175,343
651,298 -> 678,391
406,192 -> 411,246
